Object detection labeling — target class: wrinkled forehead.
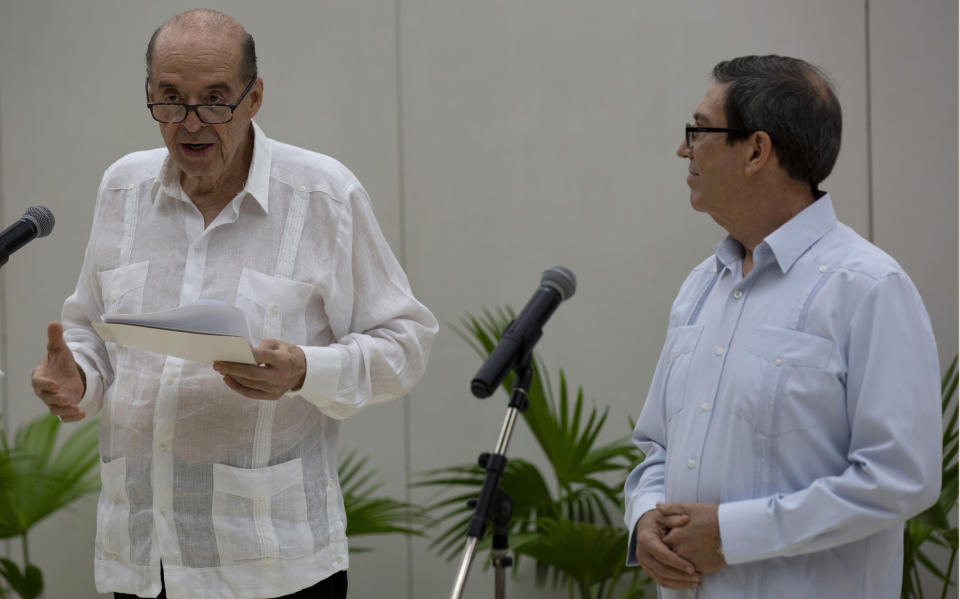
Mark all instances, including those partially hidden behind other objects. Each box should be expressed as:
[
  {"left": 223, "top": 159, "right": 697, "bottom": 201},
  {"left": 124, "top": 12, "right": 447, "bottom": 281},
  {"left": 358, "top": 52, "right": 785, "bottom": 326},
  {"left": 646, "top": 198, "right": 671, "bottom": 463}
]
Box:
[
  {"left": 150, "top": 28, "right": 244, "bottom": 83},
  {"left": 693, "top": 82, "right": 729, "bottom": 126}
]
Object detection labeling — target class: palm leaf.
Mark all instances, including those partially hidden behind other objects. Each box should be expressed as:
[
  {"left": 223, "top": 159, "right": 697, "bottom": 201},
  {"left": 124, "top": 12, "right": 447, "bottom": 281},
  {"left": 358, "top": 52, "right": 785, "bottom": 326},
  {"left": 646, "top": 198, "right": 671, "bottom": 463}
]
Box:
[
  {"left": 0, "top": 415, "right": 100, "bottom": 540},
  {"left": 422, "top": 308, "right": 649, "bottom": 595},
  {"left": 339, "top": 450, "right": 425, "bottom": 553},
  {"left": 902, "top": 355, "right": 959, "bottom": 598}
]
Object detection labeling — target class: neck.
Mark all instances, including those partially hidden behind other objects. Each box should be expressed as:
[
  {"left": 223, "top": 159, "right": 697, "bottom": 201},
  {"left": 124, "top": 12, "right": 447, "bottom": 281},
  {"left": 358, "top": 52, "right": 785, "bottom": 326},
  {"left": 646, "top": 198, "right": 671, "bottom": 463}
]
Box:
[
  {"left": 730, "top": 179, "right": 815, "bottom": 253},
  {"left": 181, "top": 132, "right": 253, "bottom": 227}
]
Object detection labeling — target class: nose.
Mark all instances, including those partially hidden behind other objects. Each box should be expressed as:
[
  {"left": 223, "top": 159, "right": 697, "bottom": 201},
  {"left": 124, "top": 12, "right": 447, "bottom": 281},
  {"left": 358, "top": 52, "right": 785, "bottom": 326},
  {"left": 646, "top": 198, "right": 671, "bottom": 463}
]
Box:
[
  {"left": 677, "top": 139, "right": 692, "bottom": 158},
  {"left": 181, "top": 107, "right": 206, "bottom": 133}
]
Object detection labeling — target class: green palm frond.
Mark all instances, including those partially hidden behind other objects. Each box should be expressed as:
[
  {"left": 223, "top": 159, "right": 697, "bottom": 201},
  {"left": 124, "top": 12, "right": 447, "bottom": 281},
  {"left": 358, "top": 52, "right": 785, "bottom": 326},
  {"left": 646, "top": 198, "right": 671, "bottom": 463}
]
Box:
[
  {"left": 512, "top": 518, "right": 645, "bottom": 599},
  {"left": 421, "top": 308, "right": 649, "bottom": 595},
  {"left": 0, "top": 415, "right": 100, "bottom": 540},
  {"left": 339, "top": 450, "right": 425, "bottom": 552},
  {"left": 902, "top": 355, "right": 958, "bottom": 599},
  {"left": 0, "top": 413, "right": 100, "bottom": 599}
]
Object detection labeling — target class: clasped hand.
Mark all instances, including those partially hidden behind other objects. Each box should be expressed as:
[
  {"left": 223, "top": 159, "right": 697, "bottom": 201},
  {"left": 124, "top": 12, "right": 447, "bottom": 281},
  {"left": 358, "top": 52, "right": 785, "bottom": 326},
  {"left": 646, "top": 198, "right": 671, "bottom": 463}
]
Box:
[
  {"left": 214, "top": 338, "right": 307, "bottom": 401},
  {"left": 633, "top": 501, "right": 726, "bottom": 590}
]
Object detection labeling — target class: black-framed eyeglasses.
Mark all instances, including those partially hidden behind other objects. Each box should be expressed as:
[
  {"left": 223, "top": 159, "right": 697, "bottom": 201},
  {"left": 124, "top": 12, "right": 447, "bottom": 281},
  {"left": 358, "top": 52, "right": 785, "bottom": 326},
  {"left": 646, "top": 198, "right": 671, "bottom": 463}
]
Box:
[
  {"left": 685, "top": 123, "right": 750, "bottom": 149},
  {"left": 146, "top": 76, "right": 257, "bottom": 124}
]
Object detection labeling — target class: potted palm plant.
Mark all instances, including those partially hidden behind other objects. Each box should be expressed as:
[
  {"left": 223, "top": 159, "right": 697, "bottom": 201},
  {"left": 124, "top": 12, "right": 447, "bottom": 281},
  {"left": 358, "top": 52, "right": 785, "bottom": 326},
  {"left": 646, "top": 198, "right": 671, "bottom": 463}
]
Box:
[
  {"left": 0, "top": 414, "right": 100, "bottom": 599},
  {"left": 416, "top": 307, "right": 650, "bottom": 598}
]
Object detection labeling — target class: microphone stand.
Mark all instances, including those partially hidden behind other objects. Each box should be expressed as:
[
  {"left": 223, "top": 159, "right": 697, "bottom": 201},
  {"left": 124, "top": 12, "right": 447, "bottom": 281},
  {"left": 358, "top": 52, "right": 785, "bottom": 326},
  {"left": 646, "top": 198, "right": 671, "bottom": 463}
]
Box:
[{"left": 449, "top": 359, "right": 533, "bottom": 599}]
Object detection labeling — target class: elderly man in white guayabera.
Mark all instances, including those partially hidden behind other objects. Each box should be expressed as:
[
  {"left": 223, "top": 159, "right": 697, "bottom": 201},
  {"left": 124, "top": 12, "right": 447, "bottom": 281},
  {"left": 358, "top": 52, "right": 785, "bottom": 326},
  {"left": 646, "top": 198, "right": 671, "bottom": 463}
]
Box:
[{"left": 31, "top": 9, "right": 436, "bottom": 599}]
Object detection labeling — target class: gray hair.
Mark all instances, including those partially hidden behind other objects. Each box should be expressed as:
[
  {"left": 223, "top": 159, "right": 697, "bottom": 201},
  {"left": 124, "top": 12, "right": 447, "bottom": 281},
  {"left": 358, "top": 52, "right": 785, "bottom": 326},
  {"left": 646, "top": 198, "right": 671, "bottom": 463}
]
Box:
[{"left": 145, "top": 9, "right": 257, "bottom": 83}]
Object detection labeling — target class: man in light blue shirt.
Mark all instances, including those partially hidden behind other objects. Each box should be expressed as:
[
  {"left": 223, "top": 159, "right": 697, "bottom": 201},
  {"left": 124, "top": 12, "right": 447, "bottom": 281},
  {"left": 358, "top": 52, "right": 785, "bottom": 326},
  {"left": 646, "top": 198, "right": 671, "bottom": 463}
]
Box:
[{"left": 623, "top": 55, "right": 941, "bottom": 598}]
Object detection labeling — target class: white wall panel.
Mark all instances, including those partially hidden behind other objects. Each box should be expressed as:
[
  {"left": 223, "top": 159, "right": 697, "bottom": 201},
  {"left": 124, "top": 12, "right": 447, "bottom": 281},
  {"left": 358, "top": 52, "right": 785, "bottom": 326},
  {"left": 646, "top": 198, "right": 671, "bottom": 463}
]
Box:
[
  {"left": 399, "top": 2, "right": 868, "bottom": 595},
  {"left": 0, "top": 1, "right": 954, "bottom": 598}
]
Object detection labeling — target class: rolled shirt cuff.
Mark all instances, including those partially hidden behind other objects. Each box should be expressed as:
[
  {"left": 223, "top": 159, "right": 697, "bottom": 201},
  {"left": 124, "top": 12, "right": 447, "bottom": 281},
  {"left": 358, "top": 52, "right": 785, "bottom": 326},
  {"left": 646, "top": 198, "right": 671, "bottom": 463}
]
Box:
[
  {"left": 292, "top": 345, "right": 346, "bottom": 418},
  {"left": 624, "top": 495, "right": 662, "bottom": 565},
  {"left": 71, "top": 350, "right": 103, "bottom": 418},
  {"left": 717, "top": 497, "right": 776, "bottom": 565}
]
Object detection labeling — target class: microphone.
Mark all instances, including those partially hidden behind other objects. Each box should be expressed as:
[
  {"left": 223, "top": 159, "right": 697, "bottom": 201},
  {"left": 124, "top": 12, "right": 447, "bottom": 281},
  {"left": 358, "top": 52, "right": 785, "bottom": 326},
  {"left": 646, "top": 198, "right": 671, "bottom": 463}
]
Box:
[
  {"left": 0, "top": 206, "right": 55, "bottom": 267},
  {"left": 471, "top": 266, "right": 577, "bottom": 398}
]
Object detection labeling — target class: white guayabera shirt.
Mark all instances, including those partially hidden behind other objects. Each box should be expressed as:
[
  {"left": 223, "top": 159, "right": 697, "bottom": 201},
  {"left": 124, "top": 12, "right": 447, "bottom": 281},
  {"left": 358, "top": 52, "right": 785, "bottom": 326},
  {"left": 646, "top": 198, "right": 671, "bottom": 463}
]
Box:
[
  {"left": 625, "top": 196, "right": 941, "bottom": 599},
  {"left": 63, "top": 122, "right": 438, "bottom": 599}
]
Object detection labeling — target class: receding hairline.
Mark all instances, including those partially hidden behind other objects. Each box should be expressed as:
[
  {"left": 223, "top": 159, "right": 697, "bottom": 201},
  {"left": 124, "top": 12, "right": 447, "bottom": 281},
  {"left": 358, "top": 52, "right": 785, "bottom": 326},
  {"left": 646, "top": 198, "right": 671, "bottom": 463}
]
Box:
[
  {"left": 146, "top": 9, "right": 257, "bottom": 82},
  {"left": 158, "top": 9, "right": 245, "bottom": 40}
]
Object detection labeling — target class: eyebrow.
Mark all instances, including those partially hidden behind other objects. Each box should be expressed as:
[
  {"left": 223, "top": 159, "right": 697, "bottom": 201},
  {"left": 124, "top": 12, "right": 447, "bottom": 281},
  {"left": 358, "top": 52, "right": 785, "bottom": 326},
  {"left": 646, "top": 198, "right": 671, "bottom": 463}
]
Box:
[
  {"left": 155, "top": 81, "right": 233, "bottom": 94},
  {"left": 692, "top": 111, "right": 711, "bottom": 125}
]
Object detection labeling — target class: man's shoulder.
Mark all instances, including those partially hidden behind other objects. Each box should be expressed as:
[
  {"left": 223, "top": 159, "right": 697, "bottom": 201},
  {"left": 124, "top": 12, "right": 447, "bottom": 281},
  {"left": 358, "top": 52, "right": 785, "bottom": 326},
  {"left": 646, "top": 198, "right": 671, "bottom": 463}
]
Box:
[
  {"left": 100, "top": 148, "right": 168, "bottom": 190},
  {"left": 818, "top": 222, "right": 907, "bottom": 282},
  {"left": 267, "top": 140, "right": 361, "bottom": 201}
]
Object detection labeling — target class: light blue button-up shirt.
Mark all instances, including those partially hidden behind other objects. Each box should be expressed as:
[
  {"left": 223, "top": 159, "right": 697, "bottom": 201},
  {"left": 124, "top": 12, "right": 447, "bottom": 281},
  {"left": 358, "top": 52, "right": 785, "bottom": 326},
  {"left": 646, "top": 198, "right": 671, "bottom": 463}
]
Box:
[{"left": 624, "top": 195, "right": 941, "bottom": 599}]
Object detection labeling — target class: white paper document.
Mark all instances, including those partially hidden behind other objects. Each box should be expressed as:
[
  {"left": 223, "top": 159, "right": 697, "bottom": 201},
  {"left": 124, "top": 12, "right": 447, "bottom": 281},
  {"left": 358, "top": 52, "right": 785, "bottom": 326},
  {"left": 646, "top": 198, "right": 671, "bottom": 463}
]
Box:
[{"left": 92, "top": 300, "right": 257, "bottom": 365}]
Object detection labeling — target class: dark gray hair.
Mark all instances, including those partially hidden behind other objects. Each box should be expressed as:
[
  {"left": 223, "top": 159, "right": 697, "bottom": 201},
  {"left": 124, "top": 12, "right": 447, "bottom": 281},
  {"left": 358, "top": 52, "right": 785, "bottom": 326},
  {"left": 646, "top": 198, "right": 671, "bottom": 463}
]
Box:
[
  {"left": 145, "top": 10, "right": 258, "bottom": 83},
  {"left": 712, "top": 55, "right": 841, "bottom": 193}
]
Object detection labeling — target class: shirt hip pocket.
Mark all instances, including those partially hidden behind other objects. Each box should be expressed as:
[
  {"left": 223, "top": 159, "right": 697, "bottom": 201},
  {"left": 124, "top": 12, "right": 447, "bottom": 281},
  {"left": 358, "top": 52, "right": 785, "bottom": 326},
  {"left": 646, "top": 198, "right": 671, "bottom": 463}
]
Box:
[
  {"left": 212, "top": 458, "right": 314, "bottom": 563},
  {"left": 95, "top": 457, "right": 131, "bottom": 561},
  {"left": 740, "top": 324, "right": 838, "bottom": 436}
]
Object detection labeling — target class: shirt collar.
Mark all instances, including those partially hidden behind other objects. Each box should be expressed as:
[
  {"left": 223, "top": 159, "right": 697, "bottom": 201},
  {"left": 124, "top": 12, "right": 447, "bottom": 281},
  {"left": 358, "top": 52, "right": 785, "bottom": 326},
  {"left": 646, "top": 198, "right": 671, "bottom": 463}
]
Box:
[
  {"left": 763, "top": 193, "right": 837, "bottom": 273},
  {"left": 713, "top": 193, "right": 838, "bottom": 275},
  {"left": 153, "top": 120, "right": 272, "bottom": 213}
]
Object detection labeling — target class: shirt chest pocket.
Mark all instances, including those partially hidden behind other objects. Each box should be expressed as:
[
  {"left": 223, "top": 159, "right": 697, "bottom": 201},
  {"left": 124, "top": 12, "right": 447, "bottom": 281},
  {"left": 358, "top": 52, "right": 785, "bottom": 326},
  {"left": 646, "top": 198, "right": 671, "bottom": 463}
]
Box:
[
  {"left": 97, "top": 261, "right": 149, "bottom": 315},
  {"left": 739, "top": 324, "right": 839, "bottom": 436},
  {"left": 663, "top": 325, "right": 704, "bottom": 421},
  {"left": 236, "top": 268, "right": 317, "bottom": 344}
]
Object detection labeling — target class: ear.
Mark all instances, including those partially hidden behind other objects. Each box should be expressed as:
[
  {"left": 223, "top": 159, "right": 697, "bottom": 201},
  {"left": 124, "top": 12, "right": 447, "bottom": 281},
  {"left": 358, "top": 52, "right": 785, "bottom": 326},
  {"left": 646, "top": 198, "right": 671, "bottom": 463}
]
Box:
[
  {"left": 742, "top": 131, "right": 774, "bottom": 177},
  {"left": 246, "top": 78, "right": 264, "bottom": 119}
]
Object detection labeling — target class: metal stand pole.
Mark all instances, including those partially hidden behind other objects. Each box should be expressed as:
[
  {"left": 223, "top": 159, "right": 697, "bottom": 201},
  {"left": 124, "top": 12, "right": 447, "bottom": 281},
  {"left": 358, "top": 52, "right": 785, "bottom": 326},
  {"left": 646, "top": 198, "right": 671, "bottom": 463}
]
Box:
[{"left": 448, "top": 363, "right": 532, "bottom": 599}]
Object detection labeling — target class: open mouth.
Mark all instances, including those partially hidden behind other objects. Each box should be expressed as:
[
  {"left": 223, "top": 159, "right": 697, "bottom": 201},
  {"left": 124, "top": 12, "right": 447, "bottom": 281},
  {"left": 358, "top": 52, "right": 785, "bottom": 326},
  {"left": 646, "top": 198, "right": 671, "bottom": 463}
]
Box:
[{"left": 180, "top": 142, "right": 214, "bottom": 156}]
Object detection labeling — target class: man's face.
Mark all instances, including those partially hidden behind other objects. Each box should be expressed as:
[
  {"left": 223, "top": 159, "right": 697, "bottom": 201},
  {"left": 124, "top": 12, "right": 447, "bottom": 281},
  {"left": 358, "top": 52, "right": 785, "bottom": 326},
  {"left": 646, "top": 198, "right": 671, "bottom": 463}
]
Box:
[
  {"left": 676, "top": 82, "right": 746, "bottom": 229},
  {"left": 148, "top": 31, "right": 262, "bottom": 185}
]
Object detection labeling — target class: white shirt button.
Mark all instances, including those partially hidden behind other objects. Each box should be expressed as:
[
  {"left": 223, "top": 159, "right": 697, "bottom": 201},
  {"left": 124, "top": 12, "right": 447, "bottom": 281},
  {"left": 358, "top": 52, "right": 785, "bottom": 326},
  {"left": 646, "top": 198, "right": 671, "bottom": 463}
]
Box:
[
  {"left": 127, "top": 184, "right": 135, "bottom": 190},
  {"left": 160, "top": 507, "right": 168, "bottom": 516},
  {"left": 775, "top": 358, "right": 783, "bottom": 366},
  {"left": 700, "top": 402, "right": 711, "bottom": 412},
  {"left": 715, "top": 347, "right": 724, "bottom": 356},
  {"left": 733, "top": 290, "right": 743, "bottom": 299},
  {"left": 194, "top": 246, "right": 202, "bottom": 252},
  {"left": 300, "top": 185, "right": 306, "bottom": 192},
  {"left": 819, "top": 265, "right": 828, "bottom": 273},
  {"left": 271, "top": 305, "right": 280, "bottom": 314},
  {"left": 687, "top": 459, "right": 696, "bottom": 468},
  {"left": 328, "top": 480, "right": 336, "bottom": 489},
  {"left": 158, "top": 442, "right": 167, "bottom": 451}
]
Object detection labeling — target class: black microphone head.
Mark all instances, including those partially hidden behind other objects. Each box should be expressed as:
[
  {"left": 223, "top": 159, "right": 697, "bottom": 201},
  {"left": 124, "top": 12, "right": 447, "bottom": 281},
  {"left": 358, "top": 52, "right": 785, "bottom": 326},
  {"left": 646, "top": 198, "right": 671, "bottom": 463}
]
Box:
[
  {"left": 541, "top": 266, "right": 576, "bottom": 301},
  {"left": 23, "top": 206, "right": 55, "bottom": 237}
]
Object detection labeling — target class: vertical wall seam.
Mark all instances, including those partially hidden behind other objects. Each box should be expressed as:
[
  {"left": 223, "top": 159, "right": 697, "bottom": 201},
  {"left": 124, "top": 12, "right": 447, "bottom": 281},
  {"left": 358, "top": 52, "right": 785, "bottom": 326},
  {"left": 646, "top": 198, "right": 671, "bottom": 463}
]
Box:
[
  {"left": 0, "top": 59, "right": 7, "bottom": 441},
  {"left": 864, "top": 0, "right": 875, "bottom": 242},
  {"left": 0, "top": 53, "right": 9, "bottom": 566},
  {"left": 393, "top": 1, "right": 414, "bottom": 598}
]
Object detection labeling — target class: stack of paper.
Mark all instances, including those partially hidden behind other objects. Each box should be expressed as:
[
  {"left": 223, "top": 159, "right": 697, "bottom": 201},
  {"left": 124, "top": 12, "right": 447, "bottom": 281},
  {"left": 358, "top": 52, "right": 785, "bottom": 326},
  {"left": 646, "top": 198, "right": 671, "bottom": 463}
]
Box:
[{"left": 92, "top": 300, "right": 257, "bottom": 365}]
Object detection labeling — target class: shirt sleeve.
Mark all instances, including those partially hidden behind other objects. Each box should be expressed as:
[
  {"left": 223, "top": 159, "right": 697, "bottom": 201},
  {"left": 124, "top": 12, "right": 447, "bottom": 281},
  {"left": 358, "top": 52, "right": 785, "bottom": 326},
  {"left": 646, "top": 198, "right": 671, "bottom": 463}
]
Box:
[
  {"left": 62, "top": 179, "right": 114, "bottom": 418},
  {"left": 717, "top": 272, "right": 942, "bottom": 564},
  {"left": 293, "top": 183, "right": 438, "bottom": 420},
  {"left": 623, "top": 333, "right": 673, "bottom": 564}
]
